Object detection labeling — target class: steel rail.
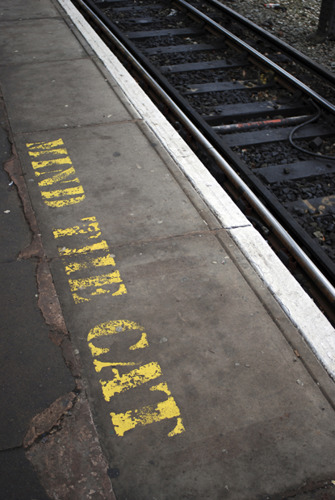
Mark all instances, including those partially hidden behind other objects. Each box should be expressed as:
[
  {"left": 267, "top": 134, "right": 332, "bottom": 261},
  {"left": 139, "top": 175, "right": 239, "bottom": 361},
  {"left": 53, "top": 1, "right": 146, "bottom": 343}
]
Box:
[
  {"left": 176, "top": 0, "right": 335, "bottom": 114},
  {"left": 73, "top": 0, "right": 335, "bottom": 303},
  {"left": 202, "top": 0, "right": 335, "bottom": 86}
]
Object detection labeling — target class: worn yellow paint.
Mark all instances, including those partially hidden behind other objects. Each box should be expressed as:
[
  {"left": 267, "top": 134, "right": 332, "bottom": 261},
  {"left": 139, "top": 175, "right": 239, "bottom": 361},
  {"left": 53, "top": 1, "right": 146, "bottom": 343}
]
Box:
[
  {"left": 27, "top": 138, "right": 185, "bottom": 437},
  {"left": 110, "top": 283, "right": 127, "bottom": 296},
  {"left": 64, "top": 254, "right": 116, "bottom": 275},
  {"left": 28, "top": 147, "right": 68, "bottom": 158},
  {"left": 69, "top": 271, "right": 127, "bottom": 303},
  {"left": 37, "top": 166, "right": 77, "bottom": 187},
  {"left": 71, "top": 293, "right": 90, "bottom": 304},
  {"left": 26, "top": 138, "right": 65, "bottom": 151},
  {"left": 100, "top": 362, "right": 162, "bottom": 401},
  {"left": 31, "top": 157, "right": 72, "bottom": 171},
  {"left": 53, "top": 217, "right": 101, "bottom": 239},
  {"left": 41, "top": 186, "right": 84, "bottom": 199},
  {"left": 72, "top": 284, "right": 126, "bottom": 303},
  {"left": 168, "top": 417, "right": 185, "bottom": 437},
  {"left": 44, "top": 195, "right": 86, "bottom": 208},
  {"left": 69, "top": 270, "right": 123, "bottom": 291},
  {"left": 110, "top": 382, "right": 185, "bottom": 437},
  {"left": 88, "top": 319, "right": 146, "bottom": 343},
  {"left": 88, "top": 320, "right": 148, "bottom": 358},
  {"left": 87, "top": 319, "right": 185, "bottom": 436},
  {"left": 129, "top": 332, "right": 149, "bottom": 350},
  {"left": 88, "top": 343, "right": 109, "bottom": 357},
  {"left": 58, "top": 240, "right": 109, "bottom": 257},
  {"left": 54, "top": 226, "right": 82, "bottom": 238},
  {"left": 41, "top": 185, "right": 85, "bottom": 207},
  {"left": 26, "top": 139, "right": 86, "bottom": 208},
  {"left": 93, "top": 360, "right": 137, "bottom": 373},
  {"left": 53, "top": 217, "right": 126, "bottom": 303}
]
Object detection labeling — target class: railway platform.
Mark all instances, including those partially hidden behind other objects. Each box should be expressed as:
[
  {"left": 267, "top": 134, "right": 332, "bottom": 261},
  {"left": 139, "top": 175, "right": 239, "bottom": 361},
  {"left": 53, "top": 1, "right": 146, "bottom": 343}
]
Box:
[{"left": 1, "top": 0, "right": 335, "bottom": 498}]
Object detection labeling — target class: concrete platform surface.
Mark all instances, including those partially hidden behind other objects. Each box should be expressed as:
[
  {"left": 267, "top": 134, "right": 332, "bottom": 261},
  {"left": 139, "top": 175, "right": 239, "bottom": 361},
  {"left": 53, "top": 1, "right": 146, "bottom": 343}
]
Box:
[{"left": 1, "top": 0, "right": 335, "bottom": 498}]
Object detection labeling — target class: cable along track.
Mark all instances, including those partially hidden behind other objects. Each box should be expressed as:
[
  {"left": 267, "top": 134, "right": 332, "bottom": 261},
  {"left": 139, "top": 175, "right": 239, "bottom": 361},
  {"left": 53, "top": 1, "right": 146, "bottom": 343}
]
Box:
[{"left": 73, "top": 0, "right": 335, "bottom": 310}]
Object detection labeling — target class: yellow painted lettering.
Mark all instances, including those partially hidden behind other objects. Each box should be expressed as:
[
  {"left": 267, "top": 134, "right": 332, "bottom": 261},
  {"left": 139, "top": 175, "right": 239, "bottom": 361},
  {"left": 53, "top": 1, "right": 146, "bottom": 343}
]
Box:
[
  {"left": 28, "top": 147, "right": 68, "bottom": 158},
  {"left": 26, "top": 139, "right": 85, "bottom": 208},
  {"left": 58, "top": 240, "right": 108, "bottom": 257},
  {"left": 93, "top": 360, "right": 137, "bottom": 373},
  {"left": 44, "top": 197, "right": 85, "bottom": 207},
  {"left": 87, "top": 320, "right": 148, "bottom": 357},
  {"left": 26, "top": 138, "right": 65, "bottom": 152},
  {"left": 38, "top": 167, "right": 78, "bottom": 187},
  {"left": 129, "top": 332, "right": 149, "bottom": 350},
  {"left": 100, "top": 362, "right": 162, "bottom": 401},
  {"left": 64, "top": 254, "right": 116, "bottom": 275},
  {"left": 53, "top": 216, "right": 101, "bottom": 240},
  {"left": 111, "top": 382, "right": 185, "bottom": 437},
  {"left": 69, "top": 271, "right": 127, "bottom": 303},
  {"left": 112, "top": 283, "right": 127, "bottom": 297},
  {"left": 41, "top": 186, "right": 84, "bottom": 199},
  {"left": 41, "top": 186, "right": 85, "bottom": 207},
  {"left": 31, "top": 157, "right": 72, "bottom": 171},
  {"left": 89, "top": 344, "right": 109, "bottom": 357}
]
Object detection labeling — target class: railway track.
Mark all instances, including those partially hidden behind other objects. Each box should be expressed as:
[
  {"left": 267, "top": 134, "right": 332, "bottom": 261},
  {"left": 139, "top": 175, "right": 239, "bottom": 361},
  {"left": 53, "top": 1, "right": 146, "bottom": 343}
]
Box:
[{"left": 71, "top": 0, "right": 335, "bottom": 319}]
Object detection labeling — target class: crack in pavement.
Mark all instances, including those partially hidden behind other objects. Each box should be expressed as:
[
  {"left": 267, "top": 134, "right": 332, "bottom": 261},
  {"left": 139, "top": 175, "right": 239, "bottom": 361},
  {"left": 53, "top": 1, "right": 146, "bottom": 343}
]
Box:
[{"left": 3, "top": 136, "right": 116, "bottom": 499}]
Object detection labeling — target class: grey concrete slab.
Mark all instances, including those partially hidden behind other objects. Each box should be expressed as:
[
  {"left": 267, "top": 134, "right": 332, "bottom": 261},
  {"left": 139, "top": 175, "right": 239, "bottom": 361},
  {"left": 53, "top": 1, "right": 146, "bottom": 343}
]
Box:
[
  {"left": 15, "top": 123, "right": 209, "bottom": 255},
  {"left": 0, "top": 18, "right": 87, "bottom": 65},
  {"left": 46, "top": 231, "right": 335, "bottom": 499},
  {"left": 0, "top": 59, "right": 132, "bottom": 133},
  {"left": 0, "top": 0, "right": 59, "bottom": 21}
]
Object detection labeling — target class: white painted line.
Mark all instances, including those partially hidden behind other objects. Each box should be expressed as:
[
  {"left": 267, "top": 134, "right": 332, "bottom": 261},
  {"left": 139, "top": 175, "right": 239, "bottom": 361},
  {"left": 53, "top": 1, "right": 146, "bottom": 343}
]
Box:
[
  {"left": 57, "top": 0, "right": 335, "bottom": 378},
  {"left": 230, "top": 226, "right": 335, "bottom": 374}
]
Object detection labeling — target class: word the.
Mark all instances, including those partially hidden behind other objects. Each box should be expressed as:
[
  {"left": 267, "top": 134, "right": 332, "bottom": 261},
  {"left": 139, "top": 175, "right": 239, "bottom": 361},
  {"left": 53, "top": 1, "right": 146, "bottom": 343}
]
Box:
[{"left": 53, "top": 216, "right": 127, "bottom": 303}]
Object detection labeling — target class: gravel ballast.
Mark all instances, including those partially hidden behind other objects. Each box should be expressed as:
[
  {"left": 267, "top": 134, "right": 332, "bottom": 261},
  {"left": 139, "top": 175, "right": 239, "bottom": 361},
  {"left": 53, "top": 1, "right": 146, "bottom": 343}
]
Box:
[{"left": 222, "top": 0, "right": 335, "bottom": 71}]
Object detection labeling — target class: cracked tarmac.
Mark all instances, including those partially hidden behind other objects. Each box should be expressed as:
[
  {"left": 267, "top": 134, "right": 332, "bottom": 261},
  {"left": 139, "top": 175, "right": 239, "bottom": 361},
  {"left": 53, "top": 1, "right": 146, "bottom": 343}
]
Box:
[{"left": 0, "top": 97, "right": 114, "bottom": 500}]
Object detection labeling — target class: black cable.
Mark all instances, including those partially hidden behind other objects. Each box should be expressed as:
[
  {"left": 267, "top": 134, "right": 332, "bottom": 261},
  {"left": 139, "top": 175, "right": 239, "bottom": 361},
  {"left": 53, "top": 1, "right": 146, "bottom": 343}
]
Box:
[{"left": 289, "top": 99, "right": 335, "bottom": 161}]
